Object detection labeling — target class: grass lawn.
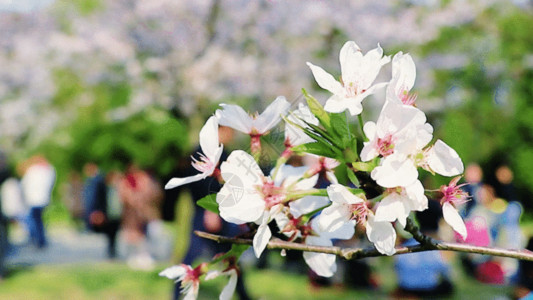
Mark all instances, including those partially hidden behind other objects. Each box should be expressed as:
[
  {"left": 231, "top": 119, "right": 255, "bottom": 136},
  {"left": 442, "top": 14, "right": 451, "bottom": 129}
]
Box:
[{"left": 0, "top": 255, "right": 513, "bottom": 300}]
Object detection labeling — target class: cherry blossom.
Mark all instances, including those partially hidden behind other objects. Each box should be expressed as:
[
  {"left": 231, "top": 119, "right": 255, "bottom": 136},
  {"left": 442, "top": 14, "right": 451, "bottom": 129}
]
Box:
[
  {"left": 159, "top": 263, "right": 206, "bottom": 300},
  {"left": 387, "top": 52, "right": 417, "bottom": 106},
  {"left": 307, "top": 41, "right": 390, "bottom": 115},
  {"left": 439, "top": 176, "right": 469, "bottom": 239},
  {"left": 205, "top": 269, "right": 238, "bottom": 300},
  {"left": 216, "top": 150, "right": 317, "bottom": 257},
  {"left": 284, "top": 103, "right": 318, "bottom": 147},
  {"left": 165, "top": 116, "right": 223, "bottom": 189},
  {"left": 374, "top": 180, "right": 428, "bottom": 228},
  {"left": 275, "top": 196, "right": 354, "bottom": 277},
  {"left": 318, "top": 184, "right": 397, "bottom": 255},
  {"left": 216, "top": 96, "right": 290, "bottom": 136}
]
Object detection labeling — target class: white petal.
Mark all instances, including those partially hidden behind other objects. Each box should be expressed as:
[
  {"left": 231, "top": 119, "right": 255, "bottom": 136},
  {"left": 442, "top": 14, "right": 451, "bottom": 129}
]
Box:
[
  {"left": 339, "top": 41, "right": 363, "bottom": 84},
  {"left": 327, "top": 184, "right": 364, "bottom": 205},
  {"left": 217, "top": 184, "right": 264, "bottom": 224},
  {"left": 306, "top": 62, "right": 344, "bottom": 95},
  {"left": 219, "top": 270, "right": 238, "bottom": 300},
  {"left": 220, "top": 150, "right": 263, "bottom": 186},
  {"left": 253, "top": 214, "right": 272, "bottom": 258},
  {"left": 183, "top": 284, "right": 199, "bottom": 300},
  {"left": 216, "top": 104, "right": 253, "bottom": 134},
  {"left": 159, "top": 265, "right": 187, "bottom": 280},
  {"left": 345, "top": 96, "right": 364, "bottom": 116},
  {"left": 366, "top": 215, "right": 397, "bottom": 256},
  {"left": 371, "top": 155, "right": 418, "bottom": 188},
  {"left": 254, "top": 96, "right": 291, "bottom": 134},
  {"left": 289, "top": 196, "right": 330, "bottom": 218},
  {"left": 404, "top": 180, "right": 428, "bottom": 212},
  {"left": 323, "top": 95, "right": 353, "bottom": 114},
  {"left": 442, "top": 202, "right": 467, "bottom": 240},
  {"left": 316, "top": 204, "right": 351, "bottom": 233},
  {"left": 199, "top": 116, "right": 221, "bottom": 160},
  {"left": 319, "top": 219, "right": 355, "bottom": 240},
  {"left": 388, "top": 52, "right": 416, "bottom": 98},
  {"left": 374, "top": 193, "right": 409, "bottom": 227},
  {"left": 303, "top": 236, "right": 336, "bottom": 277},
  {"left": 427, "top": 140, "right": 464, "bottom": 176},
  {"left": 165, "top": 173, "right": 206, "bottom": 189}
]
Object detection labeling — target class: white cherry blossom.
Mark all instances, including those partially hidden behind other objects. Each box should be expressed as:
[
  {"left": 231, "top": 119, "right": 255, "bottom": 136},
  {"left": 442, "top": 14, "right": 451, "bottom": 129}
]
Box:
[
  {"left": 205, "top": 269, "right": 238, "bottom": 300},
  {"left": 216, "top": 96, "right": 290, "bottom": 136},
  {"left": 285, "top": 103, "right": 318, "bottom": 147},
  {"left": 374, "top": 180, "right": 428, "bottom": 228},
  {"left": 216, "top": 150, "right": 317, "bottom": 258},
  {"left": 439, "top": 176, "right": 469, "bottom": 240},
  {"left": 317, "top": 184, "right": 397, "bottom": 255},
  {"left": 159, "top": 263, "right": 205, "bottom": 300},
  {"left": 307, "top": 41, "right": 390, "bottom": 116},
  {"left": 165, "top": 116, "right": 223, "bottom": 189},
  {"left": 387, "top": 51, "right": 417, "bottom": 106}
]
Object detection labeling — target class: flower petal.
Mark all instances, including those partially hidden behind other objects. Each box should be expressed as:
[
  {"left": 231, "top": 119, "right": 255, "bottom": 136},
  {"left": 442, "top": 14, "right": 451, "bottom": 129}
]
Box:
[
  {"left": 366, "top": 215, "right": 397, "bottom": 256},
  {"left": 306, "top": 62, "right": 344, "bottom": 95},
  {"left": 374, "top": 193, "right": 409, "bottom": 227},
  {"left": 219, "top": 270, "right": 238, "bottom": 300},
  {"left": 165, "top": 173, "right": 206, "bottom": 189},
  {"left": 159, "top": 265, "right": 187, "bottom": 280},
  {"left": 289, "top": 196, "right": 330, "bottom": 218},
  {"left": 254, "top": 96, "right": 291, "bottom": 134},
  {"left": 371, "top": 155, "right": 418, "bottom": 188},
  {"left": 253, "top": 214, "right": 272, "bottom": 258},
  {"left": 323, "top": 94, "right": 355, "bottom": 114},
  {"left": 199, "top": 116, "right": 222, "bottom": 160},
  {"left": 427, "top": 140, "right": 464, "bottom": 176},
  {"left": 216, "top": 104, "right": 253, "bottom": 134},
  {"left": 316, "top": 203, "right": 351, "bottom": 233},
  {"left": 327, "top": 184, "right": 365, "bottom": 205},
  {"left": 303, "top": 236, "right": 336, "bottom": 277},
  {"left": 442, "top": 202, "right": 467, "bottom": 240}
]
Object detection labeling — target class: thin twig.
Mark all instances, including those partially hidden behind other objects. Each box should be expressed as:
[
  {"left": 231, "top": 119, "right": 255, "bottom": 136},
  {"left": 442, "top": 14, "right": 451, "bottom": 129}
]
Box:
[{"left": 195, "top": 230, "right": 533, "bottom": 261}]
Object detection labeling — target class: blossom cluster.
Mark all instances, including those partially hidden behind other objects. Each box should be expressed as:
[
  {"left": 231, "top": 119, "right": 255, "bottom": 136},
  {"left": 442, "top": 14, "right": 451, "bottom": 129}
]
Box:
[{"left": 161, "top": 41, "right": 468, "bottom": 300}]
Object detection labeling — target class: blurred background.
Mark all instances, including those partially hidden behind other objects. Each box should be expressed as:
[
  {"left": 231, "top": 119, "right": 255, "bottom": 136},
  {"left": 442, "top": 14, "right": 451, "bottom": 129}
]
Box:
[{"left": 0, "top": 0, "right": 532, "bottom": 299}]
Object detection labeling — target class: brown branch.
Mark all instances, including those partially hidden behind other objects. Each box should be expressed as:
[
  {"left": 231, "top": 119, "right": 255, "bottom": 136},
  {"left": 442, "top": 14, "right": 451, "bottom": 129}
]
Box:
[{"left": 195, "top": 230, "right": 533, "bottom": 261}]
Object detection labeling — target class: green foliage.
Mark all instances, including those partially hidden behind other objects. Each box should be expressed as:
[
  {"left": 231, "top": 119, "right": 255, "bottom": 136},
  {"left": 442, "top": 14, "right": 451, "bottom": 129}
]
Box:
[
  {"left": 197, "top": 194, "right": 219, "bottom": 214},
  {"left": 419, "top": 5, "right": 533, "bottom": 205}
]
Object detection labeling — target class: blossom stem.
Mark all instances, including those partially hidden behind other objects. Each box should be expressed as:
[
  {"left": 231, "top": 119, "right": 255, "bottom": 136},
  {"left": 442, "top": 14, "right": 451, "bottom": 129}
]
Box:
[
  {"left": 195, "top": 231, "right": 533, "bottom": 262},
  {"left": 285, "top": 188, "right": 328, "bottom": 201}
]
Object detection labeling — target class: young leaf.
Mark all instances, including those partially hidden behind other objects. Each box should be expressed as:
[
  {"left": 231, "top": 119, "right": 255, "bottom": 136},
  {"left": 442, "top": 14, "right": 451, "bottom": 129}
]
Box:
[
  {"left": 292, "top": 142, "right": 341, "bottom": 158},
  {"left": 302, "top": 88, "right": 330, "bottom": 127},
  {"left": 197, "top": 194, "right": 219, "bottom": 214}
]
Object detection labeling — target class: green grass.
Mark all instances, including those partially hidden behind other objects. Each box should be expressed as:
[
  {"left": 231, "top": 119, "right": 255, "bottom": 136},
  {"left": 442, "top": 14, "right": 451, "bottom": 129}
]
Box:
[{"left": 0, "top": 255, "right": 514, "bottom": 300}]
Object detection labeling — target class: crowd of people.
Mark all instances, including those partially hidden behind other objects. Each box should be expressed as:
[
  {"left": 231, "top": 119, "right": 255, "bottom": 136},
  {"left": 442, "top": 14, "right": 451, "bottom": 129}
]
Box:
[{"left": 0, "top": 141, "right": 531, "bottom": 300}]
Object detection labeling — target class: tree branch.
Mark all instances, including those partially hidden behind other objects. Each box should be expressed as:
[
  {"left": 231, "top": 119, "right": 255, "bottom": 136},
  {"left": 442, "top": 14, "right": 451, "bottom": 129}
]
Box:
[{"left": 195, "top": 230, "right": 533, "bottom": 261}]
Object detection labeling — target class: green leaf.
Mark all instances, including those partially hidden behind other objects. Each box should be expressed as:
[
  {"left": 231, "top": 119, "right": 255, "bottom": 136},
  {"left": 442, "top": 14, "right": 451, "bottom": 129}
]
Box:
[
  {"left": 346, "top": 167, "right": 360, "bottom": 187},
  {"left": 197, "top": 194, "right": 219, "bottom": 214},
  {"left": 351, "top": 161, "right": 376, "bottom": 172},
  {"left": 329, "top": 112, "right": 352, "bottom": 147},
  {"left": 292, "top": 142, "right": 340, "bottom": 158},
  {"left": 302, "top": 88, "right": 330, "bottom": 127}
]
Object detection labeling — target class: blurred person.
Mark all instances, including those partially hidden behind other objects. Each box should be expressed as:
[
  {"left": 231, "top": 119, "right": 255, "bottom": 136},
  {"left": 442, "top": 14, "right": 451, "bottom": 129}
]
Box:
[
  {"left": 119, "top": 164, "right": 163, "bottom": 270},
  {"left": 393, "top": 198, "right": 454, "bottom": 298},
  {"left": 82, "top": 163, "right": 121, "bottom": 259},
  {"left": 62, "top": 171, "right": 85, "bottom": 230},
  {"left": 495, "top": 201, "right": 524, "bottom": 282},
  {"left": 20, "top": 155, "right": 56, "bottom": 249},
  {"left": 169, "top": 124, "right": 251, "bottom": 300},
  {"left": 461, "top": 162, "right": 484, "bottom": 218},
  {"left": 1, "top": 176, "right": 27, "bottom": 225},
  {"left": 495, "top": 164, "right": 519, "bottom": 203}
]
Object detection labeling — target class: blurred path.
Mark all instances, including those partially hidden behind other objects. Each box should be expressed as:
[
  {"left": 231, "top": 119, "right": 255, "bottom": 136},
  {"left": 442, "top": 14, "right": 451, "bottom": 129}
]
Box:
[{"left": 5, "top": 226, "right": 110, "bottom": 266}]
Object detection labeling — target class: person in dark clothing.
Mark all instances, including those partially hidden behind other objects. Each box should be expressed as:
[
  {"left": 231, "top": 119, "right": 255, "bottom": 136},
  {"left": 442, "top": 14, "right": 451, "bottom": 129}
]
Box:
[
  {"left": 169, "top": 125, "right": 251, "bottom": 300},
  {"left": 0, "top": 153, "right": 11, "bottom": 278},
  {"left": 83, "top": 163, "right": 120, "bottom": 259}
]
